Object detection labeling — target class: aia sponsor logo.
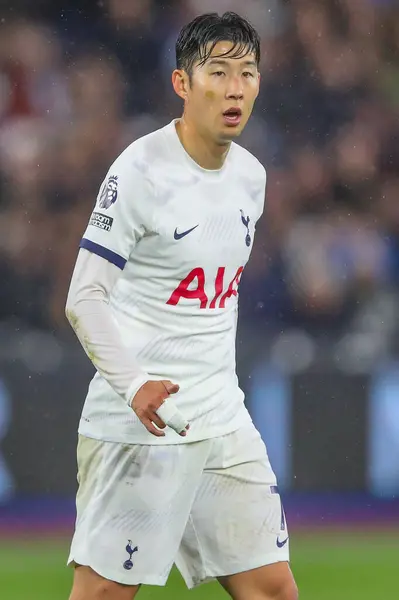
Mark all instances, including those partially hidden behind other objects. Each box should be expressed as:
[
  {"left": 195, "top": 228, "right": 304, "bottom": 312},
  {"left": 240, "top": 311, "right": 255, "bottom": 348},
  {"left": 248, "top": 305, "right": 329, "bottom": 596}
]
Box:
[{"left": 167, "top": 267, "right": 243, "bottom": 309}]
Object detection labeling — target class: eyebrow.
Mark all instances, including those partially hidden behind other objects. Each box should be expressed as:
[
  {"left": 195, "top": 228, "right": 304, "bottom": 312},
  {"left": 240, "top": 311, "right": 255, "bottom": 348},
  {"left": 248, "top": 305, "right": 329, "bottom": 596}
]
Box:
[{"left": 207, "top": 59, "right": 257, "bottom": 68}]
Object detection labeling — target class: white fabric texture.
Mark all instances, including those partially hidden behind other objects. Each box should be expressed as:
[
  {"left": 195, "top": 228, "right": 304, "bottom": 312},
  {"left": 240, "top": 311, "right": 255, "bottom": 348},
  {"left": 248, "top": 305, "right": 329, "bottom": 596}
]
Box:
[
  {"left": 67, "top": 425, "right": 289, "bottom": 587},
  {"left": 67, "top": 119, "right": 267, "bottom": 444},
  {"left": 66, "top": 250, "right": 150, "bottom": 405}
]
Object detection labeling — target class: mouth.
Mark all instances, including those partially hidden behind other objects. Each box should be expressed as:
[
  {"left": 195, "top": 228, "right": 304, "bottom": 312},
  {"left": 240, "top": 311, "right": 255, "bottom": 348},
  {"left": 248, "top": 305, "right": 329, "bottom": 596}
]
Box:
[{"left": 222, "top": 107, "right": 242, "bottom": 127}]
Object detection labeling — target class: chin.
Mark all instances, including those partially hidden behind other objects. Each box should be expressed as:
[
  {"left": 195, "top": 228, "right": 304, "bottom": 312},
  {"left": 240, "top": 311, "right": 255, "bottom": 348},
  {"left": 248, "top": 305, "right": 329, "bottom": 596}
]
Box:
[{"left": 218, "top": 127, "right": 243, "bottom": 143}]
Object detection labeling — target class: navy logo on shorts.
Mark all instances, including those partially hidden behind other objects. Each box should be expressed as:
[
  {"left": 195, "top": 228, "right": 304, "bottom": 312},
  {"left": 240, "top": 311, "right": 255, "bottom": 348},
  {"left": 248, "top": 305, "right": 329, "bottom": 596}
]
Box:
[
  {"left": 275, "top": 491, "right": 289, "bottom": 548},
  {"left": 123, "top": 540, "right": 138, "bottom": 570}
]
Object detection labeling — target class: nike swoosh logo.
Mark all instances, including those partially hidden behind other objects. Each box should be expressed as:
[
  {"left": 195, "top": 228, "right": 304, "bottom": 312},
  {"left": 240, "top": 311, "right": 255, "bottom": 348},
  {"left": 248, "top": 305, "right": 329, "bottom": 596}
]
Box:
[
  {"left": 174, "top": 225, "right": 199, "bottom": 240},
  {"left": 276, "top": 536, "right": 289, "bottom": 548}
]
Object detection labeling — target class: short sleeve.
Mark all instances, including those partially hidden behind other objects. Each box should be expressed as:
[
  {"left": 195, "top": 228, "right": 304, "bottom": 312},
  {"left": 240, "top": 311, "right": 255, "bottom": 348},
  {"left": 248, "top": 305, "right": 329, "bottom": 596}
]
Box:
[
  {"left": 254, "top": 165, "right": 267, "bottom": 222},
  {"left": 80, "top": 153, "right": 151, "bottom": 269}
]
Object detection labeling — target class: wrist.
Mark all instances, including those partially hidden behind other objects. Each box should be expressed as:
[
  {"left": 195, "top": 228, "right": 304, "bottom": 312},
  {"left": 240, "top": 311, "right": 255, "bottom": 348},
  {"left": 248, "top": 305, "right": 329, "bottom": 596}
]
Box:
[{"left": 125, "top": 373, "right": 150, "bottom": 407}]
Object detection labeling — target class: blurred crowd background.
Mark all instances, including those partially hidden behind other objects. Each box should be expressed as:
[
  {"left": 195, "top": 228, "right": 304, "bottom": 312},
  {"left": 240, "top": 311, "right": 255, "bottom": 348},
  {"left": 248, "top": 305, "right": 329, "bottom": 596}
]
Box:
[
  {"left": 0, "top": 4, "right": 398, "bottom": 598},
  {"left": 0, "top": 0, "right": 398, "bottom": 357},
  {"left": 1, "top": 0, "right": 399, "bottom": 496}
]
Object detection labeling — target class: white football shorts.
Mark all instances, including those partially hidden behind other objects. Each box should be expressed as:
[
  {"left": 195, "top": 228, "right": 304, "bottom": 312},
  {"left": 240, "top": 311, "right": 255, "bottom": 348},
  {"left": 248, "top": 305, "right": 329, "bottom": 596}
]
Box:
[{"left": 67, "top": 424, "right": 289, "bottom": 588}]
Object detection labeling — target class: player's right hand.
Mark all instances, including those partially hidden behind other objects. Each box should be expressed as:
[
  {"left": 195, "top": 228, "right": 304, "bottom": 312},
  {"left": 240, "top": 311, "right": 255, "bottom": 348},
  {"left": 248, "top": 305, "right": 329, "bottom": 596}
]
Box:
[{"left": 131, "top": 380, "right": 189, "bottom": 437}]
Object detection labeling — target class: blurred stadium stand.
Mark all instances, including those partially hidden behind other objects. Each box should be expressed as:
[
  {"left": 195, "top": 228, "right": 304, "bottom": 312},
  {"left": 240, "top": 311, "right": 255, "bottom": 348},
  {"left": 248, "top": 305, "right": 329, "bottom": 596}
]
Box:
[{"left": 1, "top": 0, "right": 399, "bottom": 518}]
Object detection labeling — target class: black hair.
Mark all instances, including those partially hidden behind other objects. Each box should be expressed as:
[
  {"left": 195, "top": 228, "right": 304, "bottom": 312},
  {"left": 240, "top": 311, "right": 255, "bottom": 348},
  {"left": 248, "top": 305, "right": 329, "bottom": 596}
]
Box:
[{"left": 176, "top": 12, "right": 261, "bottom": 75}]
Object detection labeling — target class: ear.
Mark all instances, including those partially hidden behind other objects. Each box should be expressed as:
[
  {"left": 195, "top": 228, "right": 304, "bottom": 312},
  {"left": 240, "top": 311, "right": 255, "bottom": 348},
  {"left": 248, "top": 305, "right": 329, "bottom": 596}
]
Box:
[{"left": 172, "top": 69, "right": 190, "bottom": 100}]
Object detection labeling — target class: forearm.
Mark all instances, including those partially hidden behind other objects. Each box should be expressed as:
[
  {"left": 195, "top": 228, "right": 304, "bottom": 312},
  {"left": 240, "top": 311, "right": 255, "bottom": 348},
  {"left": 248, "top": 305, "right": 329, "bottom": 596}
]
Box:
[{"left": 66, "top": 250, "right": 149, "bottom": 404}]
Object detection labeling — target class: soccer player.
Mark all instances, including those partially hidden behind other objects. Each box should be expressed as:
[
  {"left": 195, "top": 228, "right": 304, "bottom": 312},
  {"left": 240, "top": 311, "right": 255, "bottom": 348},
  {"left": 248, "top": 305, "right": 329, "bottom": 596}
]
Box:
[{"left": 65, "top": 11, "right": 298, "bottom": 600}]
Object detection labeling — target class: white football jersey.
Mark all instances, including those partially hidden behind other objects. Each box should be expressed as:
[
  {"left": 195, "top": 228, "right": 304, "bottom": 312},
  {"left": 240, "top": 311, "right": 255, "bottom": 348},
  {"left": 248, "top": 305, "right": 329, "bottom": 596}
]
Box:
[{"left": 78, "top": 120, "right": 266, "bottom": 444}]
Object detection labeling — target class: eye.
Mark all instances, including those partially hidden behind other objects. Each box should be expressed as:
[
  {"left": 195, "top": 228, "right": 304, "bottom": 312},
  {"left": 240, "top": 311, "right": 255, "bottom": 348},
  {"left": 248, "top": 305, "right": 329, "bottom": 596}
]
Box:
[
  {"left": 212, "top": 71, "right": 225, "bottom": 77},
  {"left": 243, "top": 71, "right": 254, "bottom": 78}
]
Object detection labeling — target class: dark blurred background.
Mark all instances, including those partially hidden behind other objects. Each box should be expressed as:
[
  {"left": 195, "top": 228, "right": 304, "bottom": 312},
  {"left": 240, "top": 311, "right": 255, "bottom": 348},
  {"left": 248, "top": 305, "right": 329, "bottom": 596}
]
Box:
[{"left": 0, "top": 1, "right": 398, "bottom": 598}]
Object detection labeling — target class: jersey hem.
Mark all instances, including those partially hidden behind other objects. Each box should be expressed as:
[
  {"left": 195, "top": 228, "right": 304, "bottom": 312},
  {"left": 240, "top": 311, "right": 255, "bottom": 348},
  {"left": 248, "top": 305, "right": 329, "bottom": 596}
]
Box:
[{"left": 77, "top": 417, "right": 247, "bottom": 445}]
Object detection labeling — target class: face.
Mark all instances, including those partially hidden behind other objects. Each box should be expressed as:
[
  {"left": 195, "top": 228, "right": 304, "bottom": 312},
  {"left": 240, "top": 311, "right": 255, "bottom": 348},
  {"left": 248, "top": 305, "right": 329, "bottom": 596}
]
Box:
[{"left": 173, "top": 41, "right": 260, "bottom": 144}]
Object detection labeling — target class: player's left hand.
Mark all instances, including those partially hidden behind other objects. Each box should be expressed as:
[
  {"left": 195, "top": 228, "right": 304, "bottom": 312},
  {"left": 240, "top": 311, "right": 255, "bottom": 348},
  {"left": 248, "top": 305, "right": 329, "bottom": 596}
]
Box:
[
  {"left": 131, "top": 379, "right": 189, "bottom": 437},
  {"left": 156, "top": 397, "right": 190, "bottom": 436}
]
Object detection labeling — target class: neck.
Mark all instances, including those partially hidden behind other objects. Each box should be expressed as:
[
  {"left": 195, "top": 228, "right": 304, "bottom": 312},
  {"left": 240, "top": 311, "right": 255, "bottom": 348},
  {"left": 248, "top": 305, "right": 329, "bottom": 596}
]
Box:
[{"left": 175, "top": 115, "right": 230, "bottom": 170}]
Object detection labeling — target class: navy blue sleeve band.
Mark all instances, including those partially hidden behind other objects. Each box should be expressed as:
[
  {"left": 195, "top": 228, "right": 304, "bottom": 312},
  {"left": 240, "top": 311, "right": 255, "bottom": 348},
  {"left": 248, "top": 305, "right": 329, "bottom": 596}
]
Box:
[{"left": 79, "top": 238, "right": 127, "bottom": 270}]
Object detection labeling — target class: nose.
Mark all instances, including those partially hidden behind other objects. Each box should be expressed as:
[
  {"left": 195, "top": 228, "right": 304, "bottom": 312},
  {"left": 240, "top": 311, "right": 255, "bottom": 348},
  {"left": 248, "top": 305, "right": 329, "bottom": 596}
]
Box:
[{"left": 226, "top": 76, "right": 243, "bottom": 101}]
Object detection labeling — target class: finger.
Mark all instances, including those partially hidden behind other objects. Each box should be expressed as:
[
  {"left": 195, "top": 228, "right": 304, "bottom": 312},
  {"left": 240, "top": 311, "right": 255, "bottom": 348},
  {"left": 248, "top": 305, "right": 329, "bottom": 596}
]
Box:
[
  {"left": 156, "top": 399, "right": 189, "bottom": 435},
  {"left": 162, "top": 380, "right": 180, "bottom": 395},
  {"left": 179, "top": 423, "right": 191, "bottom": 438},
  {"left": 141, "top": 417, "right": 165, "bottom": 437},
  {"left": 148, "top": 411, "right": 166, "bottom": 430}
]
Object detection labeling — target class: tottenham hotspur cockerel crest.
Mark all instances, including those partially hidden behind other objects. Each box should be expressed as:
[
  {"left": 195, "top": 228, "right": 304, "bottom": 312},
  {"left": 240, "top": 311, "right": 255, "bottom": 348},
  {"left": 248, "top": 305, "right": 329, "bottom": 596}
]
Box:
[{"left": 99, "top": 175, "right": 118, "bottom": 209}]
